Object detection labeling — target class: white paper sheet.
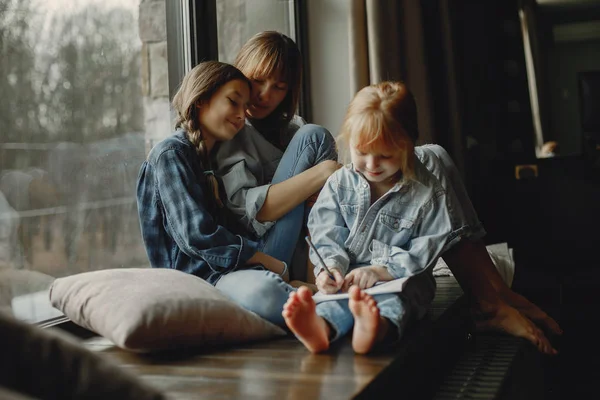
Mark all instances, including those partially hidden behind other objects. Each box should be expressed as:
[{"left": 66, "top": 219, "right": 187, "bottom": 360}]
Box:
[
  {"left": 313, "top": 276, "right": 410, "bottom": 304},
  {"left": 432, "top": 242, "right": 515, "bottom": 287}
]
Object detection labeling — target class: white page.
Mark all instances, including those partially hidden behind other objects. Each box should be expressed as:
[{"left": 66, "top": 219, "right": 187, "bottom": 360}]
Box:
[{"left": 312, "top": 277, "right": 410, "bottom": 304}]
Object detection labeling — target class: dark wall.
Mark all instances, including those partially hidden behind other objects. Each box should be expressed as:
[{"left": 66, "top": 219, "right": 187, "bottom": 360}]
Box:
[{"left": 423, "top": 0, "right": 600, "bottom": 289}]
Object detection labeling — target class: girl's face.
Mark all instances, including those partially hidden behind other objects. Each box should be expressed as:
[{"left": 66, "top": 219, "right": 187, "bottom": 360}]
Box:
[
  {"left": 198, "top": 79, "right": 250, "bottom": 149},
  {"left": 246, "top": 71, "right": 288, "bottom": 120},
  {"left": 349, "top": 137, "right": 403, "bottom": 185}
]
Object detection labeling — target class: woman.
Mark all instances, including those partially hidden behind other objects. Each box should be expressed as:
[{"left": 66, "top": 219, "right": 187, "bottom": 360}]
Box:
[{"left": 213, "top": 32, "right": 341, "bottom": 324}]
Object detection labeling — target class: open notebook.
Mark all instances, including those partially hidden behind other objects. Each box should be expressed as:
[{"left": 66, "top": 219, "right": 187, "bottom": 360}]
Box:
[
  {"left": 312, "top": 277, "right": 410, "bottom": 304},
  {"left": 312, "top": 242, "right": 515, "bottom": 304}
]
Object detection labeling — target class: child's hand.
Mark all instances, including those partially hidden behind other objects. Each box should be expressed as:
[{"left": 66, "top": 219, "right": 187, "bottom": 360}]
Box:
[
  {"left": 316, "top": 268, "right": 344, "bottom": 294},
  {"left": 343, "top": 266, "right": 384, "bottom": 290}
]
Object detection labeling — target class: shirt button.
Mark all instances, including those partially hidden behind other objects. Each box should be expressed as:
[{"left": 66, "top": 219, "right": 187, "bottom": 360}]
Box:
[
  {"left": 393, "top": 222, "right": 399, "bottom": 229},
  {"left": 363, "top": 183, "right": 368, "bottom": 188}
]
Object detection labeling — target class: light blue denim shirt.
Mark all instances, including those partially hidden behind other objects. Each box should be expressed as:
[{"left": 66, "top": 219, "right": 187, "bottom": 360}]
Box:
[
  {"left": 307, "top": 156, "right": 463, "bottom": 280},
  {"left": 214, "top": 116, "right": 305, "bottom": 237},
  {"left": 415, "top": 144, "right": 485, "bottom": 241}
]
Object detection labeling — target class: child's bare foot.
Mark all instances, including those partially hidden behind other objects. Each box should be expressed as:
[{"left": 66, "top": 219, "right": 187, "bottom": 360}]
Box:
[
  {"left": 282, "top": 286, "right": 330, "bottom": 353},
  {"left": 475, "top": 303, "right": 558, "bottom": 355},
  {"left": 348, "top": 286, "right": 382, "bottom": 354}
]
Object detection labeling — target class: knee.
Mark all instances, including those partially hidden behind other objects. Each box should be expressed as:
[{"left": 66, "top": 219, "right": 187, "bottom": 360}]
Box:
[
  {"left": 295, "top": 124, "right": 335, "bottom": 147},
  {"left": 252, "top": 273, "right": 293, "bottom": 307},
  {"left": 232, "top": 272, "right": 293, "bottom": 323}
]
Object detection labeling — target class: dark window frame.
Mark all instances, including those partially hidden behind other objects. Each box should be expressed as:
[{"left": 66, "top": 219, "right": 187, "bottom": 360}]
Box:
[{"left": 183, "top": 0, "right": 311, "bottom": 120}]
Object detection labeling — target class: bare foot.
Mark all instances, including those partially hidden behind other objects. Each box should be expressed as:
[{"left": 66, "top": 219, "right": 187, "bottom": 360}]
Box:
[
  {"left": 502, "top": 291, "right": 563, "bottom": 336},
  {"left": 282, "top": 286, "right": 330, "bottom": 353},
  {"left": 475, "top": 303, "right": 558, "bottom": 355},
  {"left": 348, "top": 286, "right": 382, "bottom": 354}
]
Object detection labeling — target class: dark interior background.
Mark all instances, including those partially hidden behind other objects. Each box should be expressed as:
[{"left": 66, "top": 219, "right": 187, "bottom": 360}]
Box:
[{"left": 422, "top": 0, "right": 600, "bottom": 395}]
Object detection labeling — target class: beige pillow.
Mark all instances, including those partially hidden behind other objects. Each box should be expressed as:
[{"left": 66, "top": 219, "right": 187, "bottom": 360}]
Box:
[{"left": 49, "top": 268, "right": 286, "bottom": 352}]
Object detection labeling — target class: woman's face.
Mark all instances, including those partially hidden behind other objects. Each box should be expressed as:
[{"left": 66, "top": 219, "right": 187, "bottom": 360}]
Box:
[
  {"left": 198, "top": 79, "right": 250, "bottom": 149},
  {"left": 246, "top": 70, "right": 288, "bottom": 120}
]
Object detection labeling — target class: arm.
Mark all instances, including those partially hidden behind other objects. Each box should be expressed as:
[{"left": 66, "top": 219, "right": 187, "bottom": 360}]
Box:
[
  {"left": 257, "top": 160, "right": 340, "bottom": 222},
  {"left": 246, "top": 251, "right": 289, "bottom": 281},
  {"left": 306, "top": 173, "right": 351, "bottom": 276},
  {"left": 155, "top": 149, "right": 258, "bottom": 273},
  {"left": 218, "top": 159, "right": 339, "bottom": 236}
]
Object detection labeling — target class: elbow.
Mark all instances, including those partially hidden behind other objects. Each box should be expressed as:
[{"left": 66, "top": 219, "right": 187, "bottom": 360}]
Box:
[
  {"left": 256, "top": 205, "right": 278, "bottom": 223},
  {"left": 255, "top": 208, "right": 269, "bottom": 223}
]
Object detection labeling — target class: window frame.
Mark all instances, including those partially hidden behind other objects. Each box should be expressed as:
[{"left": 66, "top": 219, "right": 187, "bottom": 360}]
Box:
[{"left": 27, "top": 0, "right": 192, "bottom": 328}]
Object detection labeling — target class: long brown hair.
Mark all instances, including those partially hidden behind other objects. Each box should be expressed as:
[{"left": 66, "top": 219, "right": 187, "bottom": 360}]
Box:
[
  {"left": 234, "top": 31, "right": 302, "bottom": 135},
  {"left": 337, "top": 81, "right": 419, "bottom": 181},
  {"left": 172, "top": 61, "right": 250, "bottom": 207}
]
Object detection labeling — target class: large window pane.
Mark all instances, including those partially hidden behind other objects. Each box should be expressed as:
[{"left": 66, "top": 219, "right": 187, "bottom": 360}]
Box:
[
  {"left": 216, "top": 0, "right": 295, "bottom": 63},
  {"left": 0, "top": 0, "right": 170, "bottom": 322}
]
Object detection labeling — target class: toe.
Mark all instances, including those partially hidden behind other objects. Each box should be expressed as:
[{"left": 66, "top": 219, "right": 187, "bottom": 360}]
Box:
[{"left": 298, "top": 286, "right": 313, "bottom": 301}]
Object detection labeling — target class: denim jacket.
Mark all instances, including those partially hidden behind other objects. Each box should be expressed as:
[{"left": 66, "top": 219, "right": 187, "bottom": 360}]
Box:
[
  {"left": 415, "top": 144, "right": 485, "bottom": 241},
  {"left": 136, "top": 130, "right": 259, "bottom": 284},
  {"left": 214, "top": 116, "right": 305, "bottom": 237},
  {"left": 307, "top": 156, "right": 463, "bottom": 280}
]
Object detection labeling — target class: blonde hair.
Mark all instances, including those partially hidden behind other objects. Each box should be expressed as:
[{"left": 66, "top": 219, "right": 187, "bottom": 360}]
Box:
[
  {"left": 338, "top": 81, "right": 419, "bottom": 181},
  {"left": 234, "top": 31, "right": 302, "bottom": 133},
  {"left": 172, "top": 61, "right": 250, "bottom": 207}
]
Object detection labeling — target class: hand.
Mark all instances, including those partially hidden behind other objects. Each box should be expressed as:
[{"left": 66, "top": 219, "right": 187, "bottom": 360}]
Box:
[
  {"left": 316, "top": 268, "right": 344, "bottom": 294},
  {"left": 246, "top": 252, "right": 289, "bottom": 282},
  {"left": 343, "top": 266, "right": 390, "bottom": 291}
]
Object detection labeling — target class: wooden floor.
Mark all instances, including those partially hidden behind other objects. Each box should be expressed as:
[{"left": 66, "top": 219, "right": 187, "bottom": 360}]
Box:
[
  {"left": 85, "top": 336, "right": 392, "bottom": 400},
  {"left": 78, "top": 277, "right": 466, "bottom": 400}
]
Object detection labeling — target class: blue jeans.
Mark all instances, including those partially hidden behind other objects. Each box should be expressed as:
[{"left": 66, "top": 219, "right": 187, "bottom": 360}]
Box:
[
  {"left": 260, "top": 124, "right": 338, "bottom": 269},
  {"left": 316, "top": 270, "right": 437, "bottom": 342},
  {"left": 215, "top": 268, "right": 295, "bottom": 327},
  {"left": 316, "top": 293, "right": 409, "bottom": 342}
]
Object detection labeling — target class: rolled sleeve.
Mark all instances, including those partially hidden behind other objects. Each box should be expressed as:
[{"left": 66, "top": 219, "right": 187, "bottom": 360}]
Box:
[
  {"left": 244, "top": 186, "right": 275, "bottom": 237},
  {"left": 219, "top": 160, "right": 275, "bottom": 237}
]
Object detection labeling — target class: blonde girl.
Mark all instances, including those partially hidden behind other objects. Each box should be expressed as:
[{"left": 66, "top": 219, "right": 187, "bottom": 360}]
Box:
[{"left": 282, "top": 81, "right": 457, "bottom": 354}]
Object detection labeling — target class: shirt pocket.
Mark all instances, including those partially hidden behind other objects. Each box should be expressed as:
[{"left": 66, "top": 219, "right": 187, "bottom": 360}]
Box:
[{"left": 378, "top": 212, "right": 414, "bottom": 245}]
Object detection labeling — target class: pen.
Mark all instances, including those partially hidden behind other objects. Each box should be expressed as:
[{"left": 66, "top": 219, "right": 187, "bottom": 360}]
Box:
[{"left": 305, "top": 236, "right": 336, "bottom": 281}]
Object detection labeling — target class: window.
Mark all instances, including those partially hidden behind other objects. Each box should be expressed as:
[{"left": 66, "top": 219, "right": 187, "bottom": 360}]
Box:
[
  {"left": 0, "top": 0, "right": 175, "bottom": 323},
  {"left": 216, "top": 0, "right": 296, "bottom": 63}
]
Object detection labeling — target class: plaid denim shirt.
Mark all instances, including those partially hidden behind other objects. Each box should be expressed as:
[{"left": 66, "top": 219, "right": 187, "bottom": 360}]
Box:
[{"left": 136, "top": 131, "right": 259, "bottom": 284}]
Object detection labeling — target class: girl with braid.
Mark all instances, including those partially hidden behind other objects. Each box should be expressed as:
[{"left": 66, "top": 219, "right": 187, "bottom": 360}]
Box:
[{"left": 136, "top": 61, "right": 288, "bottom": 300}]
